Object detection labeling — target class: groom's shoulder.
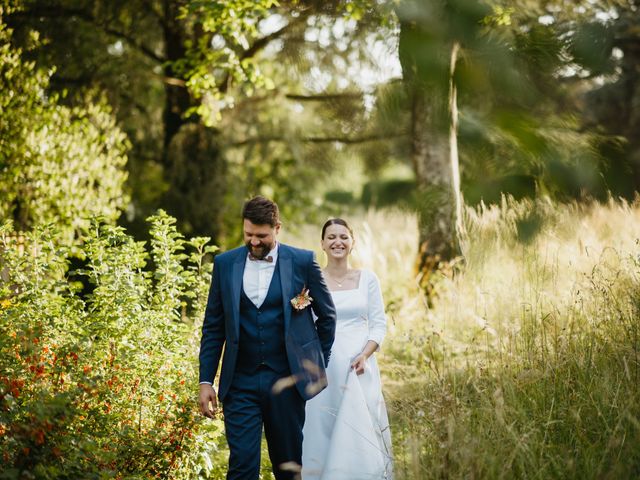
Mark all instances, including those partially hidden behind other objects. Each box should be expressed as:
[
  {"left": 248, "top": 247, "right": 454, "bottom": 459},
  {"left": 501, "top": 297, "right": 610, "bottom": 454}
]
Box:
[
  {"left": 279, "top": 243, "right": 313, "bottom": 260},
  {"left": 215, "top": 246, "right": 245, "bottom": 263}
]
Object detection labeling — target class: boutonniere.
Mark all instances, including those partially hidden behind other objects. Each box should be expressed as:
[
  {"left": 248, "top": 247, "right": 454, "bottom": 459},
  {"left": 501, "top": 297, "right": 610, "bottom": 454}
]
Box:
[{"left": 290, "top": 286, "right": 313, "bottom": 311}]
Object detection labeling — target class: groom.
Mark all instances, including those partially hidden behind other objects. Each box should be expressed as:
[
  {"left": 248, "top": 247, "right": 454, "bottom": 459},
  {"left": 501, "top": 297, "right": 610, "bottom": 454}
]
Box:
[{"left": 199, "top": 196, "right": 337, "bottom": 480}]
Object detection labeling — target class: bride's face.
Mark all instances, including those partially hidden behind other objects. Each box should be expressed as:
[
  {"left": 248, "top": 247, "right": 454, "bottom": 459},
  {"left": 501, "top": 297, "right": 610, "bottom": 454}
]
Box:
[{"left": 322, "top": 224, "right": 353, "bottom": 260}]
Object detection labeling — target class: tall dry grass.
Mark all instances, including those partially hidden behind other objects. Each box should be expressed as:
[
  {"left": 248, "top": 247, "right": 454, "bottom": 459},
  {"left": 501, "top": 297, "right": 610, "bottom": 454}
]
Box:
[{"left": 286, "top": 198, "right": 640, "bottom": 479}]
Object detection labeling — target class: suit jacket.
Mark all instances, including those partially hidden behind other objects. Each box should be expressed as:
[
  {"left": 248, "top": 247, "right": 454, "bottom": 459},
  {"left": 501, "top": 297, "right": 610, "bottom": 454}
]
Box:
[{"left": 199, "top": 243, "right": 337, "bottom": 401}]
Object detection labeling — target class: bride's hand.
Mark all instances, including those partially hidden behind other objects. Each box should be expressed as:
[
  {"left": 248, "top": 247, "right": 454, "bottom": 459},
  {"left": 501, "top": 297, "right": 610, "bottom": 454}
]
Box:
[{"left": 350, "top": 353, "right": 368, "bottom": 375}]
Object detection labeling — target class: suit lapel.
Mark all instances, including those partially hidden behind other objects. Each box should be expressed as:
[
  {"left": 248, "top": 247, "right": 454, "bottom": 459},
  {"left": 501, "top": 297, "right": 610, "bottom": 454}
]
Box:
[
  {"left": 231, "top": 247, "right": 246, "bottom": 338},
  {"left": 279, "top": 245, "right": 293, "bottom": 332}
]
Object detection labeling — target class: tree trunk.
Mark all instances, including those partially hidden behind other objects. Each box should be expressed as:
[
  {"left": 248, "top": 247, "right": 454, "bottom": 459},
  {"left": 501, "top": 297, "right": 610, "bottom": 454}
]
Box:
[
  {"left": 400, "top": 17, "right": 463, "bottom": 286},
  {"left": 156, "top": 6, "right": 228, "bottom": 240},
  {"left": 449, "top": 42, "right": 464, "bottom": 244},
  {"left": 162, "top": 2, "right": 192, "bottom": 161}
]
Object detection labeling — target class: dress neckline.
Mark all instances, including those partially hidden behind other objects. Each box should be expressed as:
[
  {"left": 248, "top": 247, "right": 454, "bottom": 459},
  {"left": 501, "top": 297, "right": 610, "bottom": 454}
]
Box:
[{"left": 328, "top": 270, "right": 363, "bottom": 293}]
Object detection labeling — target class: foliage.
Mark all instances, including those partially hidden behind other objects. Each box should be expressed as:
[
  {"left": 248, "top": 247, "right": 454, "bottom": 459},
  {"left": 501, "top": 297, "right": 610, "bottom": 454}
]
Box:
[
  {"left": 468, "top": 0, "right": 640, "bottom": 201},
  {"left": 176, "top": 0, "right": 394, "bottom": 125},
  {"left": 0, "top": 18, "right": 129, "bottom": 244},
  {"left": 0, "top": 211, "right": 225, "bottom": 479},
  {"left": 5, "top": 0, "right": 640, "bottom": 251},
  {"left": 378, "top": 0, "right": 624, "bottom": 214},
  {"left": 177, "top": 0, "right": 399, "bottom": 244},
  {"left": 5, "top": 0, "right": 400, "bottom": 245},
  {"left": 175, "top": 0, "right": 280, "bottom": 124},
  {"left": 4, "top": 0, "right": 199, "bottom": 240}
]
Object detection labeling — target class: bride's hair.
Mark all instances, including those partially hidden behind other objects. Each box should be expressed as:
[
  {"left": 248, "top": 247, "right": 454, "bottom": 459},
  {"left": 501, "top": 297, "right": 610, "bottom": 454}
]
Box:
[{"left": 321, "top": 218, "right": 354, "bottom": 240}]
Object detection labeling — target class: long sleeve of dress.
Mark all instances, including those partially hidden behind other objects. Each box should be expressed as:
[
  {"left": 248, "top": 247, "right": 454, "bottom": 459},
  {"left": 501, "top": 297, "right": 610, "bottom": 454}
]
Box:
[{"left": 366, "top": 270, "right": 387, "bottom": 348}]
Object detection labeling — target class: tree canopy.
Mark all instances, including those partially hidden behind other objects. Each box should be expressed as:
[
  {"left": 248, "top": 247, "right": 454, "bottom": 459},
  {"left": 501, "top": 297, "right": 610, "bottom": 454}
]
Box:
[
  {"left": 2, "top": 0, "right": 640, "bottom": 253},
  {"left": 0, "top": 16, "right": 129, "bottom": 244}
]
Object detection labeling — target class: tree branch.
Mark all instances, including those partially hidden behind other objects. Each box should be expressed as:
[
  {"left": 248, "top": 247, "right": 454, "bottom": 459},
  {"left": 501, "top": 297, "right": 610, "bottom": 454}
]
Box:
[
  {"left": 140, "top": 0, "right": 171, "bottom": 33},
  {"left": 226, "top": 132, "right": 407, "bottom": 148},
  {"left": 285, "top": 92, "right": 365, "bottom": 101},
  {"left": 232, "top": 91, "right": 367, "bottom": 111},
  {"left": 305, "top": 133, "right": 408, "bottom": 144},
  {"left": 7, "top": 7, "right": 166, "bottom": 65},
  {"left": 218, "top": 9, "right": 312, "bottom": 93},
  {"left": 162, "top": 76, "right": 187, "bottom": 87},
  {"left": 49, "top": 74, "right": 95, "bottom": 86}
]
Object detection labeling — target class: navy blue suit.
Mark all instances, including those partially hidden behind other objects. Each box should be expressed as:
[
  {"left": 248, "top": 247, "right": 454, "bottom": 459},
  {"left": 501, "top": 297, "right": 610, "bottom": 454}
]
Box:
[{"left": 199, "top": 244, "right": 337, "bottom": 479}]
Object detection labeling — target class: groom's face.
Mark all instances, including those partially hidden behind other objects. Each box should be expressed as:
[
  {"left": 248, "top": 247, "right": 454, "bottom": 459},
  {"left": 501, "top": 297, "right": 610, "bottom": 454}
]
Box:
[{"left": 243, "top": 219, "right": 280, "bottom": 259}]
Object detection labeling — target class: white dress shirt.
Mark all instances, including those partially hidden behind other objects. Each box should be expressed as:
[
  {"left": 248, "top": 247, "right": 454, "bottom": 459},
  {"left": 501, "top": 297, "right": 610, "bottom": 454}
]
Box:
[
  {"left": 199, "top": 244, "right": 279, "bottom": 386},
  {"left": 243, "top": 243, "right": 278, "bottom": 308}
]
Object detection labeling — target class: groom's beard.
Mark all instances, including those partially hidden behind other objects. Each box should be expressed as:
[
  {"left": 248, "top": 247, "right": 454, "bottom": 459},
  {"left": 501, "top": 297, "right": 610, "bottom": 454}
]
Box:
[{"left": 246, "top": 240, "right": 274, "bottom": 260}]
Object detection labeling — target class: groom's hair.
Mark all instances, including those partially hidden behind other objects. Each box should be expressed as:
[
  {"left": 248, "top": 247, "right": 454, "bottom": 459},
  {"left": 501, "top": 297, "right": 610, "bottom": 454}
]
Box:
[{"left": 242, "top": 196, "right": 280, "bottom": 227}]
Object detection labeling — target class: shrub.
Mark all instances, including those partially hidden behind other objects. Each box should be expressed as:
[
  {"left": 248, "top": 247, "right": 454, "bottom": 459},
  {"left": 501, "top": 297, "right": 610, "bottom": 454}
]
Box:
[{"left": 0, "top": 211, "right": 225, "bottom": 479}]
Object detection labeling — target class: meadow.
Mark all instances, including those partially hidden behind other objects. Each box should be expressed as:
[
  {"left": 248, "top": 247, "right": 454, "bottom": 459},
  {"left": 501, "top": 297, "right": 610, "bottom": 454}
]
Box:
[
  {"left": 292, "top": 198, "right": 640, "bottom": 480},
  {"left": 2, "top": 198, "right": 640, "bottom": 479}
]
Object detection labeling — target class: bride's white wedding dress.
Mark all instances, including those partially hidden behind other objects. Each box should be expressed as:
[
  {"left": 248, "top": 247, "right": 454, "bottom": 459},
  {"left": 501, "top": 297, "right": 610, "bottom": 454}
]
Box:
[{"left": 302, "top": 269, "right": 393, "bottom": 480}]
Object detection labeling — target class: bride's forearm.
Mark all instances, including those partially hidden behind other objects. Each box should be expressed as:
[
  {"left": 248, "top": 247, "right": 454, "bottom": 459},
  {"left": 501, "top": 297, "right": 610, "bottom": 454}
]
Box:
[{"left": 361, "top": 340, "right": 379, "bottom": 359}]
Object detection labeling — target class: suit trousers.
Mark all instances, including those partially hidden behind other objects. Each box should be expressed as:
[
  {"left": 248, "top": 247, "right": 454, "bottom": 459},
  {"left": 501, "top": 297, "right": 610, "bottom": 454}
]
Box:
[{"left": 223, "top": 367, "right": 306, "bottom": 480}]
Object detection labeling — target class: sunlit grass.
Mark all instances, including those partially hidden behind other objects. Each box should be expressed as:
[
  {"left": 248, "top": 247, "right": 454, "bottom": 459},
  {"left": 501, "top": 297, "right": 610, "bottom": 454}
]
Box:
[{"left": 285, "top": 198, "right": 640, "bottom": 479}]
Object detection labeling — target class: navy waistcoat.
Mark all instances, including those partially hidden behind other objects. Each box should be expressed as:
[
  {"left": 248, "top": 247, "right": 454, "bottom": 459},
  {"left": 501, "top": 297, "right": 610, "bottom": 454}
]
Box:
[{"left": 236, "top": 262, "right": 289, "bottom": 374}]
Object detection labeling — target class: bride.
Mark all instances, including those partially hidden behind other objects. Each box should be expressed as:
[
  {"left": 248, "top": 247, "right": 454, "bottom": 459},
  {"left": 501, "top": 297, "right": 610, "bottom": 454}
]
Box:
[{"left": 302, "top": 218, "right": 393, "bottom": 479}]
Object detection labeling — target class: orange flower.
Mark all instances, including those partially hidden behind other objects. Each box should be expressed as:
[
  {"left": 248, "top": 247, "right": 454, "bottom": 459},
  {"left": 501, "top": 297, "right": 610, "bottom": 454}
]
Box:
[
  {"left": 34, "top": 429, "right": 45, "bottom": 445},
  {"left": 290, "top": 286, "right": 313, "bottom": 311},
  {"left": 107, "top": 375, "right": 118, "bottom": 388}
]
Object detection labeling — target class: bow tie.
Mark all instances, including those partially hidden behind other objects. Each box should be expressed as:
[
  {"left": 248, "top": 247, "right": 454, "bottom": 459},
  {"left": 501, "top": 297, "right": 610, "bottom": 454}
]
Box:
[{"left": 249, "top": 254, "right": 274, "bottom": 263}]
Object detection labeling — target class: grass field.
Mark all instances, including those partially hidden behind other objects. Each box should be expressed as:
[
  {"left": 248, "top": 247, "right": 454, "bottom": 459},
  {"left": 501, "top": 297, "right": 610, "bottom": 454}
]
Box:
[{"left": 285, "top": 197, "right": 640, "bottom": 479}]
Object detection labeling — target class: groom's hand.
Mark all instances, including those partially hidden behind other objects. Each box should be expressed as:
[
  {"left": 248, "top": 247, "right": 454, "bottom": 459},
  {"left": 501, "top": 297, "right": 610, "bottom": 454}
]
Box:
[{"left": 199, "top": 383, "right": 218, "bottom": 418}]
